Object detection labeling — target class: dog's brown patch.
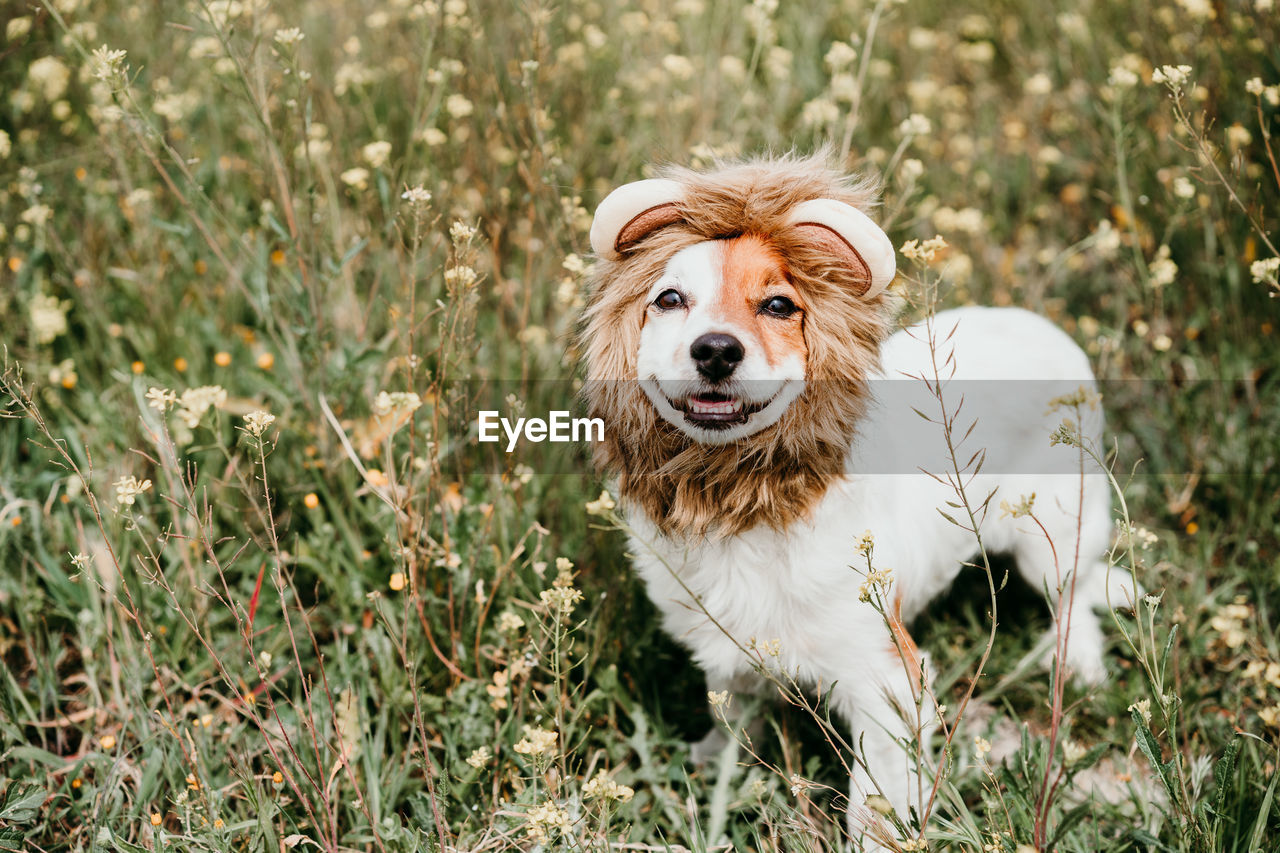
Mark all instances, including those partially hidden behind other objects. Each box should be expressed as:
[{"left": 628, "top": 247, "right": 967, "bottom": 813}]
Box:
[
  {"left": 887, "top": 594, "right": 923, "bottom": 685},
  {"left": 715, "top": 235, "right": 805, "bottom": 369},
  {"left": 582, "top": 153, "right": 895, "bottom": 537}
]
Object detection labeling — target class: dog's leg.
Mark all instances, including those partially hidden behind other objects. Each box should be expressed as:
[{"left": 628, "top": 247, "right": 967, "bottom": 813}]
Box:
[
  {"left": 832, "top": 646, "right": 937, "bottom": 850},
  {"left": 688, "top": 669, "right": 768, "bottom": 767},
  {"left": 1011, "top": 481, "right": 1142, "bottom": 685},
  {"left": 1055, "top": 559, "right": 1143, "bottom": 685}
]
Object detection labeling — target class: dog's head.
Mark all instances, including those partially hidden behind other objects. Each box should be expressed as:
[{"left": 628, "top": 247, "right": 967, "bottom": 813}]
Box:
[{"left": 581, "top": 154, "right": 898, "bottom": 535}]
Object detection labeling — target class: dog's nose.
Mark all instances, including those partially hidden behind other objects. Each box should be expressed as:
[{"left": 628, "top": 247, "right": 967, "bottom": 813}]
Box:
[{"left": 690, "top": 333, "right": 744, "bottom": 382}]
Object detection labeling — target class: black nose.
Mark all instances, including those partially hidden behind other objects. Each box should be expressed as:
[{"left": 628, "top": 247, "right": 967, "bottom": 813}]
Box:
[{"left": 690, "top": 333, "right": 744, "bottom": 382}]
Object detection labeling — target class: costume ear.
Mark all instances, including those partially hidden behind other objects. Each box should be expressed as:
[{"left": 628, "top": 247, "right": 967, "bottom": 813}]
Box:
[
  {"left": 589, "top": 178, "right": 686, "bottom": 261},
  {"left": 784, "top": 199, "right": 896, "bottom": 299}
]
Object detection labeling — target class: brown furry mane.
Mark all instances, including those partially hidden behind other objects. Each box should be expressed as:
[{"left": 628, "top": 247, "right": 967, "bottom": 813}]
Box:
[{"left": 581, "top": 153, "right": 897, "bottom": 538}]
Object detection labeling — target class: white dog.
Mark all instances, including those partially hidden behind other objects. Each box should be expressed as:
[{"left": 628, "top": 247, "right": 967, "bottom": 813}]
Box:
[{"left": 581, "top": 155, "right": 1137, "bottom": 847}]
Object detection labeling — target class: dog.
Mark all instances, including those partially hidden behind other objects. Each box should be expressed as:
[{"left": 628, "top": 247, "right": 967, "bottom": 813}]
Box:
[{"left": 581, "top": 154, "right": 1138, "bottom": 847}]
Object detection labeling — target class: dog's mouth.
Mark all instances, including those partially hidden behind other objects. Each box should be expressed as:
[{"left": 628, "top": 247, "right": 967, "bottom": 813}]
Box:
[{"left": 666, "top": 391, "right": 773, "bottom": 429}]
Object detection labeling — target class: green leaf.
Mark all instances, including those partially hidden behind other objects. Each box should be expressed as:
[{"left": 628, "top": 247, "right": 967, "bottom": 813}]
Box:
[
  {"left": 0, "top": 784, "right": 46, "bottom": 822},
  {"left": 1072, "top": 742, "right": 1111, "bottom": 775},
  {"left": 1047, "top": 801, "right": 1093, "bottom": 848},
  {"left": 1159, "top": 623, "right": 1178, "bottom": 684},
  {"left": 1, "top": 746, "right": 65, "bottom": 768},
  {"left": 1246, "top": 749, "right": 1278, "bottom": 853},
  {"left": 1210, "top": 735, "right": 1240, "bottom": 822},
  {"left": 1130, "top": 707, "right": 1177, "bottom": 801},
  {"left": 1128, "top": 827, "right": 1176, "bottom": 851}
]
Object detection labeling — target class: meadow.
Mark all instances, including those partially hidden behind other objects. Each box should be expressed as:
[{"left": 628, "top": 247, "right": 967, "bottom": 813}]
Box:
[{"left": 2, "top": 0, "right": 1278, "bottom": 850}]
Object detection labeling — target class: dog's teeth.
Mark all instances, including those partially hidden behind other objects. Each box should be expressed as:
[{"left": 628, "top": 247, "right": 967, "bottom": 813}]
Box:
[{"left": 689, "top": 397, "right": 744, "bottom": 415}]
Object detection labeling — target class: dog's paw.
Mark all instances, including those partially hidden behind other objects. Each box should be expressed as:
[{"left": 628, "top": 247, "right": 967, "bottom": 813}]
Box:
[
  {"left": 1068, "top": 653, "right": 1109, "bottom": 686},
  {"left": 1044, "top": 624, "right": 1109, "bottom": 686},
  {"left": 688, "top": 726, "right": 732, "bottom": 768}
]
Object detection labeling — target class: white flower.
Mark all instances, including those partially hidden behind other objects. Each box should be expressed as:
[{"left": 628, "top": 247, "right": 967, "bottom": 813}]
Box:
[
  {"left": 450, "top": 220, "right": 477, "bottom": 243},
  {"left": 513, "top": 725, "right": 557, "bottom": 756},
  {"left": 372, "top": 391, "right": 422, "bottom": 416},
  {"left": 273, "top": 27, "right": 304, "bottom": 46},
  {"left": 898, "top": 113, "right": 932, "bottom": 137},
  {"left": 1246, "top": 77, "right": 1265, "bottom": 96},
  {"left": 1108, "top": 66, "right": 1139, "bottom": 88},
  {"left": 1149, "top": 245, "right": 1178, "bottom": 288},
  {"left": 400, "top": 186, "right": 432, "bottom": 208},
  {"left": 445, "top": 93, "right": 473, "bottom": 118},
  {"left": 90, "top": 45, "right": 128, "bottom": 83},
  {"left": 1122, "top": 522, "right": 1159, "bottom": 549},
  {"left": 856, "top": 529, "right": 875, "bottom": 557},
  {"left": 443, "top": 265, "right": 477, "bottom": 288},
  {"left": 242, "top": 410, "right": 276, "bottom": 437},
  {"left": 540, "top": 585, "right": 583, "bottom": 615},
  {"left": 361, "top": 140, "right": 392, "bottom": 169},
  {"left": 6, "top": 17, "right": 32, "bottom": 40},
  {"left": 524, "top": 800, "right": 571, "bottom": 844},
  {"left": 1172, "top": 176, "right": 1196, "bottom": 199},
  {"left": 177, "top": 389, "right": 217, "bottom": 427},
  {"left": 340, "top": 167, "right": 370, "bottom": 189},
  {"left": 1024, "top": 72, "right": 1053, "bottom": 95},
  {"left": 146, "top": 387, "right": 177, "bottom": 411},
  {"left": 582, "top": 770, "right": 635, "bottom": 802},
  {"left": 1151, "top": 64, "right": 1192, "bottom": 92},
  {"left": 1092, "top": 219, "right": 1122, "bottom": 256},
  {"left": 999, "top": 493, "right": 1036, "bottom": 519},
  {"left": 1250, "top": 257, "right": 1280, "bottom": 285},
  {"left": 661, "top": 54, "right": 695, "bottom": 81},
  {"left": 857, "top": 567, "right": 894, "bottom": 602},
  {"left": 497, "top": 610, "right": 524, "bottom": 632},
  {"left": 464, "top": 746, "right": 491, "bottom": 769},
  {"left": 29, "top": 292, "right": 70, "bottom": 344},
  {"left": 1174, "top": 0, "right": 1214, "bottom": 20},
  {"left": 419, "top": 127, "right": 447, "bottom": 146},
  {"left": 801, "top": 96, "right": 840, "bottom": 127},
  {"left": 900, "top": 235, "right": 948, "bottom": 263},
  {"left": 175, "top": 386, "right": 228, "bottom": 429},
  {"left": 585, "top": 490, "right": 616, "bottom": 516},
  {"left": 21, "top": 204, "right": 52, "bottom": 227},
  {"left": 114, "top": 475, "right": 153, "bottom": 506},
  {"left": 1225, "top": 124, "right": 1252, "bottom": 150},
  {"left": 825, "top": 41, "right": 857, "bottom": 70},
  {"left": 28, "top": 56, "right": 71, "bottom": 101},
  {"left": 749, "top": 636, "right": 782, "bottom": 656},
  {"left": 900, "top": 158, "right": 924, "bottom": 182}
]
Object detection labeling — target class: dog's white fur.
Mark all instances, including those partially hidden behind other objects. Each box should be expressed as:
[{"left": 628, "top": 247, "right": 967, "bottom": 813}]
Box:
[{"left": 588, "top": 169, "right": 1138, "bottom": 847}]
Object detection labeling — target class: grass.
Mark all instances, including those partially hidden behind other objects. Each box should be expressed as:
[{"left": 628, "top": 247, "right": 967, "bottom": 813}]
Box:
[{"left": 1, "top": 0, "right": 1278, "bottom": 850}]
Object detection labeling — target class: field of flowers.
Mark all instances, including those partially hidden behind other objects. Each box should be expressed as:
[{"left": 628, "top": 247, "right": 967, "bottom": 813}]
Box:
[{"left": 2, "top": 0, "right": 1278, "bottom": 850}]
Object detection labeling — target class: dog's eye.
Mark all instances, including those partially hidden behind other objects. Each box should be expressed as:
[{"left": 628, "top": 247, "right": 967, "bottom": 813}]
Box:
[
  {"left": 654, "top": 289, "right": 685, "bottom": 310},
  {"left": 761, "top": 295, "right": 798, "bottom": 317}
]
